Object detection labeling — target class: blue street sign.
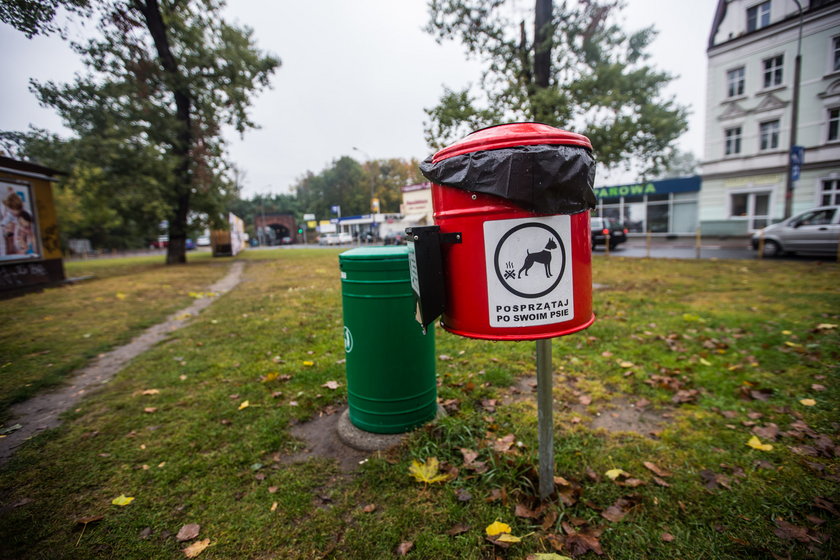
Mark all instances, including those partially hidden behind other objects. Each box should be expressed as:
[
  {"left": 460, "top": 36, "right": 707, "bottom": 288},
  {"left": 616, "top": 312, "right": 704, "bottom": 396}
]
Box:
[
  {"left": 790, "top": 145, "right": 804, "bottom": 182},
  {"left": 330, "top": 205, "right": 341, "bottom": 215}
]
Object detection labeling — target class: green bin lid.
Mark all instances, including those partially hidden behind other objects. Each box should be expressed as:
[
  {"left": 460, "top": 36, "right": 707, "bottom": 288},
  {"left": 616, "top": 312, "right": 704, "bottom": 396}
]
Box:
[
  {"left": 339, "top": 246, "right": 409, "bottom": 273},
  {"left": 340, "top": 246, "right": 408, "bottom": 261}
]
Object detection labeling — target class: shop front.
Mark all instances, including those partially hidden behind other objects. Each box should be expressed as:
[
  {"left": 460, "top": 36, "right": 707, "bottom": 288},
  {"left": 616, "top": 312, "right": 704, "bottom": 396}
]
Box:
[{"left": 593, "top": 175, "right": 701, "bottom": 235}]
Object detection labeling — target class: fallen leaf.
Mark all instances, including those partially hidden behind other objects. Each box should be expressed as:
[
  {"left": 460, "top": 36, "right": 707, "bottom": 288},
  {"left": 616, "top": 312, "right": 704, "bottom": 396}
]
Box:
[
  {"left": 321, "top": 381, "right": 340, "bottom": 390},
  {"left": 302, "top": 361, "right": 314, "bottom": 367},
  {"left": 363, "top": 504, "right": 377, "bottom": 513},
  {"left": 183, "top": 538, "right": 211, "bottom": 558},
  {"left": 619, "top": 361, "right": 634, "bottom": 369},
  {"left": 75, "top": 515, "right": 104, "bottom": 525},
  {"left": 527, "top": 554, "right": 574, "bottom": 560},
  {"left": 111, "top": 495, "right": 134, "bottom": 506},
  {"left": 752, "top": 423, "right": 779, "bottom": 441},
  {"left": 268, "top": 486, "right": 278, "bottom": 494},
  {"left": 661, "top": 532, "right": 675, "bottom": 542},
  {"left": 485, "top": 521, "right": 512, "bottom": 536},
  {"left": 605, "top": 468, "right": 630, "bottom": 480},
  {"left": 115, "top": 292, "right": 127, "bottom": 300},
  {"left": 176, "top": 523, "right": 201, "bottom": 542},
  {"left": 396, "top": 541, "right": 414, "bottom": 555},
  {"left": 643, "top": 461, "right": 672, "bottom": 477},
  {"left": 496, "top": 533, "right": 522, "bottom": 543},
  {"left": 238, "top": 400, "right": 250, "bottom": 411},
  {"left": 515, "top": 503, "right": 539, "bottom": 519},
  {"left": 601, "top": 496, "right": 640, "bottom": 522},
  {"left": 799, "top": 398, "right": 816, "bottom": 407},
  {"left": 408, "top": 457, "right": 450, "bottom": 484},
  {"left": 747, "top": 436, "right": 773, "bottom": 451},
  {"left": 773, "top": 518, "right": 816, "bottom": 543},
  {"left": 578, "top": 394, "right": 592, "bottom": 406},
  {"left": 270, "top": 502, "right": 278, "bottom": 512},
  {"left": 447, "top": 523, "right": 470, "bottom": 536},
  {"left": 261, "top": 372, "right": 279, "bottom": 383},
  {"left": 141, "top": 389, "right": 160, "bottom": 395}
]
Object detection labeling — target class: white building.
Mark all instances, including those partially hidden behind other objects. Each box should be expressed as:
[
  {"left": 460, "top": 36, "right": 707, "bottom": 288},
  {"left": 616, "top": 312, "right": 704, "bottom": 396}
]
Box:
[{"left": 700, "top": 0, "right": 840, "bottom": 234}]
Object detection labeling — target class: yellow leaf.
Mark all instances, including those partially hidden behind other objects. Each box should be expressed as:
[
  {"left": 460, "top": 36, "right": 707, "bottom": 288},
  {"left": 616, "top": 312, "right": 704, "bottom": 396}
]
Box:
[
  {"left": 183, "top": 538, "right": 211, "bottom": 558},
  {"left": 408, "top": 457, "right": 450, "bottom": 484},
  {"left": 115, "top": 293, "right": 127, "bottom": 300},
  {"left": 496, "top": 533, "right": 522, "bottom": 543},
  {"left": 799, "top": 398, "right": 816, "bottom": 407},
  {"left": 485, "top": 521, "right": 512, "bottom": 536},
  {"left": 781, "top": 330, "right": 792, "bottom": 335},
  {"left": 270, "top": 501, "right": 278, "bottom": 512},
  {"left": 238, "top": 400, "right": 250, "bottom": 411},
  {"left": 111, "top": 494, "right": 135, "bottom": 506},
  {"left": 747, "top": 436, "right": 773, "bottom": 451},
  {"left": 784, "top": 341, "right": 802, "bottom": 348},
  {"left": 261, "top": 372, "right": 279, "bottom": 383},
  {"left": 699, "top": 358, "right": 712, "bottom": 366},
  {"left": 141, "top": 389, "right": 160, "bottom": 395},
  {"left": 605, "top": 468, "right": 629, "bottom": 480},
  {"left": 302, "top": 361, "right": 314, "bottom": 367},
  {"left": 619, "top": 361, "right": 634, "bottom": 369}
]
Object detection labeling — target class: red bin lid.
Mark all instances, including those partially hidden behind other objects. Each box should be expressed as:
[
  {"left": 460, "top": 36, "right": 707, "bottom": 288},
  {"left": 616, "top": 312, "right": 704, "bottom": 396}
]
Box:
[{"left": 431, "top": 122, "right": 592, "bottom": 163}]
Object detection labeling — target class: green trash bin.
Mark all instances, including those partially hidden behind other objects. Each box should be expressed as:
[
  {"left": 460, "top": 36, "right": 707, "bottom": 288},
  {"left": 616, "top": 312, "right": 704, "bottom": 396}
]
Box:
[{"left": 339, "top": 246, "right": 437, "bottom": 434}]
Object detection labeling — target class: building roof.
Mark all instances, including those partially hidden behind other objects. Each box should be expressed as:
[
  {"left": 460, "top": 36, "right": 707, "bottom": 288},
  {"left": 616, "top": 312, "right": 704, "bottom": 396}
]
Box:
[
  {"left": 708, "top": 0, "right": 839, "bottom": 51},
  {"left": 0, "top": 156, "right": 65, "bottom": 179}
]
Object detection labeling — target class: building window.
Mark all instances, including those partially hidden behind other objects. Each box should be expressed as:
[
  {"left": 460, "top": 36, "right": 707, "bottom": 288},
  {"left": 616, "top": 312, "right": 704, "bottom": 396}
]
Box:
[
  {"left": 829, "top": 108, "right": 840, "bottom": 141},
  {"left": 727, "top": 67, "right": 745, "bottom": 97},
  {"left": 759, "top": 120, "right": 780, "bottom": 150},
  {"left": 731, "top": 191, "right": 771, "bottom": 230},
  {"left": 762, "top": 55, "right": 783, "bottom": 88},
  {"left": 747, "top": 1, "right": 771, "bottom": 32},
  {"left": 725, "top": 127, "right": 742, "bottom": 155},
  {"left": 822, "top": 179, "right": 840, "bottom": 206},
  {"left": 833, "top": 36, "right": 840, "bottom": 72}
]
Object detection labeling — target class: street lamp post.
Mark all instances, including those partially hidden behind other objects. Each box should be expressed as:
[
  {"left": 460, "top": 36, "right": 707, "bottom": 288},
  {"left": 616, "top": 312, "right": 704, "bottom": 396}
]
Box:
[{"left": 784, "top": 0, "right": 804, "bottom": 219}]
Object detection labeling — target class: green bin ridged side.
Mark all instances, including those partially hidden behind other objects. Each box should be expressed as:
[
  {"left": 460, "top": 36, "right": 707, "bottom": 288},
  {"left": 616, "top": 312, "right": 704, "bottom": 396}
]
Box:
[{"left": 339, "top": 247, "right": 436, "bottom": 434}]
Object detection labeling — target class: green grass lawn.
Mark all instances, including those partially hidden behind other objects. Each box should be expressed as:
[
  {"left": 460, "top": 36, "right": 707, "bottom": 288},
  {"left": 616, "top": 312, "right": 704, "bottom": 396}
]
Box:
[
  {"left": 0, "top": 250, "right": 837, "bottom": 559},
  {"left": 0, "top": 252, "right": 230, "bottom": 419}
]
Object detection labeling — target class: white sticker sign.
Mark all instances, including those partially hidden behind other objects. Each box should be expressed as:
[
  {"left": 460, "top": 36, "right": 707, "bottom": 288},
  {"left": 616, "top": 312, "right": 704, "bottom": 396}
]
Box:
[{"left": 483, "top": 215, "right": 574, "bottom": 328}]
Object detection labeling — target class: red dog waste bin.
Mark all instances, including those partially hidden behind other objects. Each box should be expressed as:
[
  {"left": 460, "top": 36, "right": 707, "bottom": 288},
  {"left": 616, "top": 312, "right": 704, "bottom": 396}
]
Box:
[{"left": 410, "top": 123, "right": 597, "bottom": 341}]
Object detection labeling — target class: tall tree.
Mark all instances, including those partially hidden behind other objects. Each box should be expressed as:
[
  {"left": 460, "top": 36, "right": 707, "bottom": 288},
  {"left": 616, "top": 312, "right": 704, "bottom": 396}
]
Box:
[
  {"left": 2, "top": 0, "right": 279, "bottom": 263},
  {"left": 425, "top": 0, "right": 688, "bottom": 176}
]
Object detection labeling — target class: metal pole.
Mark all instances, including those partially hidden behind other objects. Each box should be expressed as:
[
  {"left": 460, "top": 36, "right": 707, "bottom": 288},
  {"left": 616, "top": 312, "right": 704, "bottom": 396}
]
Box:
[
  {"left": 784, "top": 1, "right": 803, "bottom": 220},
  {"left": 695, "top": 227, "right": 702, "bottom": 259},
  {"left": 536, "top": 338, "right": 554, "bottom": 501}
]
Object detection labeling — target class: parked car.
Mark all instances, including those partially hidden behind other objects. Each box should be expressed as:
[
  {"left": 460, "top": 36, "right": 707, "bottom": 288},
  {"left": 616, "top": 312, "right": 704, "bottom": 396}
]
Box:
[
  {"left": 197, "top": 235, "right": 211, "bottom": 247},
  {"left": 186, "top": 238, "right": 196, "bottom": 250},
  {"left": 150, "top": 235, "right": 169, "bottom": 249},
  {"left": 319, "top": 232, "right": 353, "bottom": 246},
  {"left": 590, "top": 217, "right": 628, "bottom": 250},
  {"left": 751, "top": 205, "right": 839, "bottom": 257}
]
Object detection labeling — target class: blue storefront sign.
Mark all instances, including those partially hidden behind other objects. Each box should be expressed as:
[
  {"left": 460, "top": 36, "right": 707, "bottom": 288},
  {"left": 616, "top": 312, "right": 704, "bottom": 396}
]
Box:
[{"left": 594, "top": 175, "right": 701, "bottom": 200}]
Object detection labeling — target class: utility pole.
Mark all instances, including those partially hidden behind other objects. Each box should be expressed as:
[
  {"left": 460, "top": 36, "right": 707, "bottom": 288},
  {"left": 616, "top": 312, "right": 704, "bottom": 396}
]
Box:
[{"left": 784, "top": 0, "right": 803, "bottom": 219}]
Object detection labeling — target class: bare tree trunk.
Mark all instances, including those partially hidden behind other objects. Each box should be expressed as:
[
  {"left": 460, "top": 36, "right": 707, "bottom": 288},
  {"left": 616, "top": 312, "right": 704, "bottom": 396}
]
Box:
[
  {"left": 135, "top": 0, "right": 193, "bottom": 265},
  {"left": 532, "top": 0, "right": 553, "bottom": 122},
  {"left": 534, "top": 0, "right": 552, "bottom": 89}
]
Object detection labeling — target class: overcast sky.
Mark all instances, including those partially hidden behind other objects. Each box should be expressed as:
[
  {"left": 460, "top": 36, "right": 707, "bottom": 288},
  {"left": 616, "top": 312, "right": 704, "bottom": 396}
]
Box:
[{"left": 0, "top": 0, "right": 717, "bottom": 198}]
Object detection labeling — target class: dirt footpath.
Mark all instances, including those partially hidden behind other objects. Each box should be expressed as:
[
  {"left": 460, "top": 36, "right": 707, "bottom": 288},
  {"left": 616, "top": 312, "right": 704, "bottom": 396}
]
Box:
[{"left": 0, "top": 261, "right": 245, "bottom": 466}]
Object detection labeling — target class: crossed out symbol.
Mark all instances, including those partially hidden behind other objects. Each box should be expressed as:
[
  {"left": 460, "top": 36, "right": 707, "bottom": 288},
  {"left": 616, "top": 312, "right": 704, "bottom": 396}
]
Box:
[{"left": 503, "top": 261, "right": 516, "bottom": 280}]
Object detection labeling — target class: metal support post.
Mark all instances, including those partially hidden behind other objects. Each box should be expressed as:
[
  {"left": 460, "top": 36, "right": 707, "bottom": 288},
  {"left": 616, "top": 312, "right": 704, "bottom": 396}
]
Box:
[{"left": 536, "top": 338, "right": 554, "bottom": 501}]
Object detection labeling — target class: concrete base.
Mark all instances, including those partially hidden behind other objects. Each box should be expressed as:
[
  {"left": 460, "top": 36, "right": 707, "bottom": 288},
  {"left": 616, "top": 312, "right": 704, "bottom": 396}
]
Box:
[{"left": 336, "top": 406, "right": 446, "bottom": 452}]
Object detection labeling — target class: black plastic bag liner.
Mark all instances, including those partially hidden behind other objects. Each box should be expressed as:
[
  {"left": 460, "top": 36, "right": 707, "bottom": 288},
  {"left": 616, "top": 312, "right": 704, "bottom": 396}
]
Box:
[{"left": 419, "top": 144, "right": 596, "bottom": 215}]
